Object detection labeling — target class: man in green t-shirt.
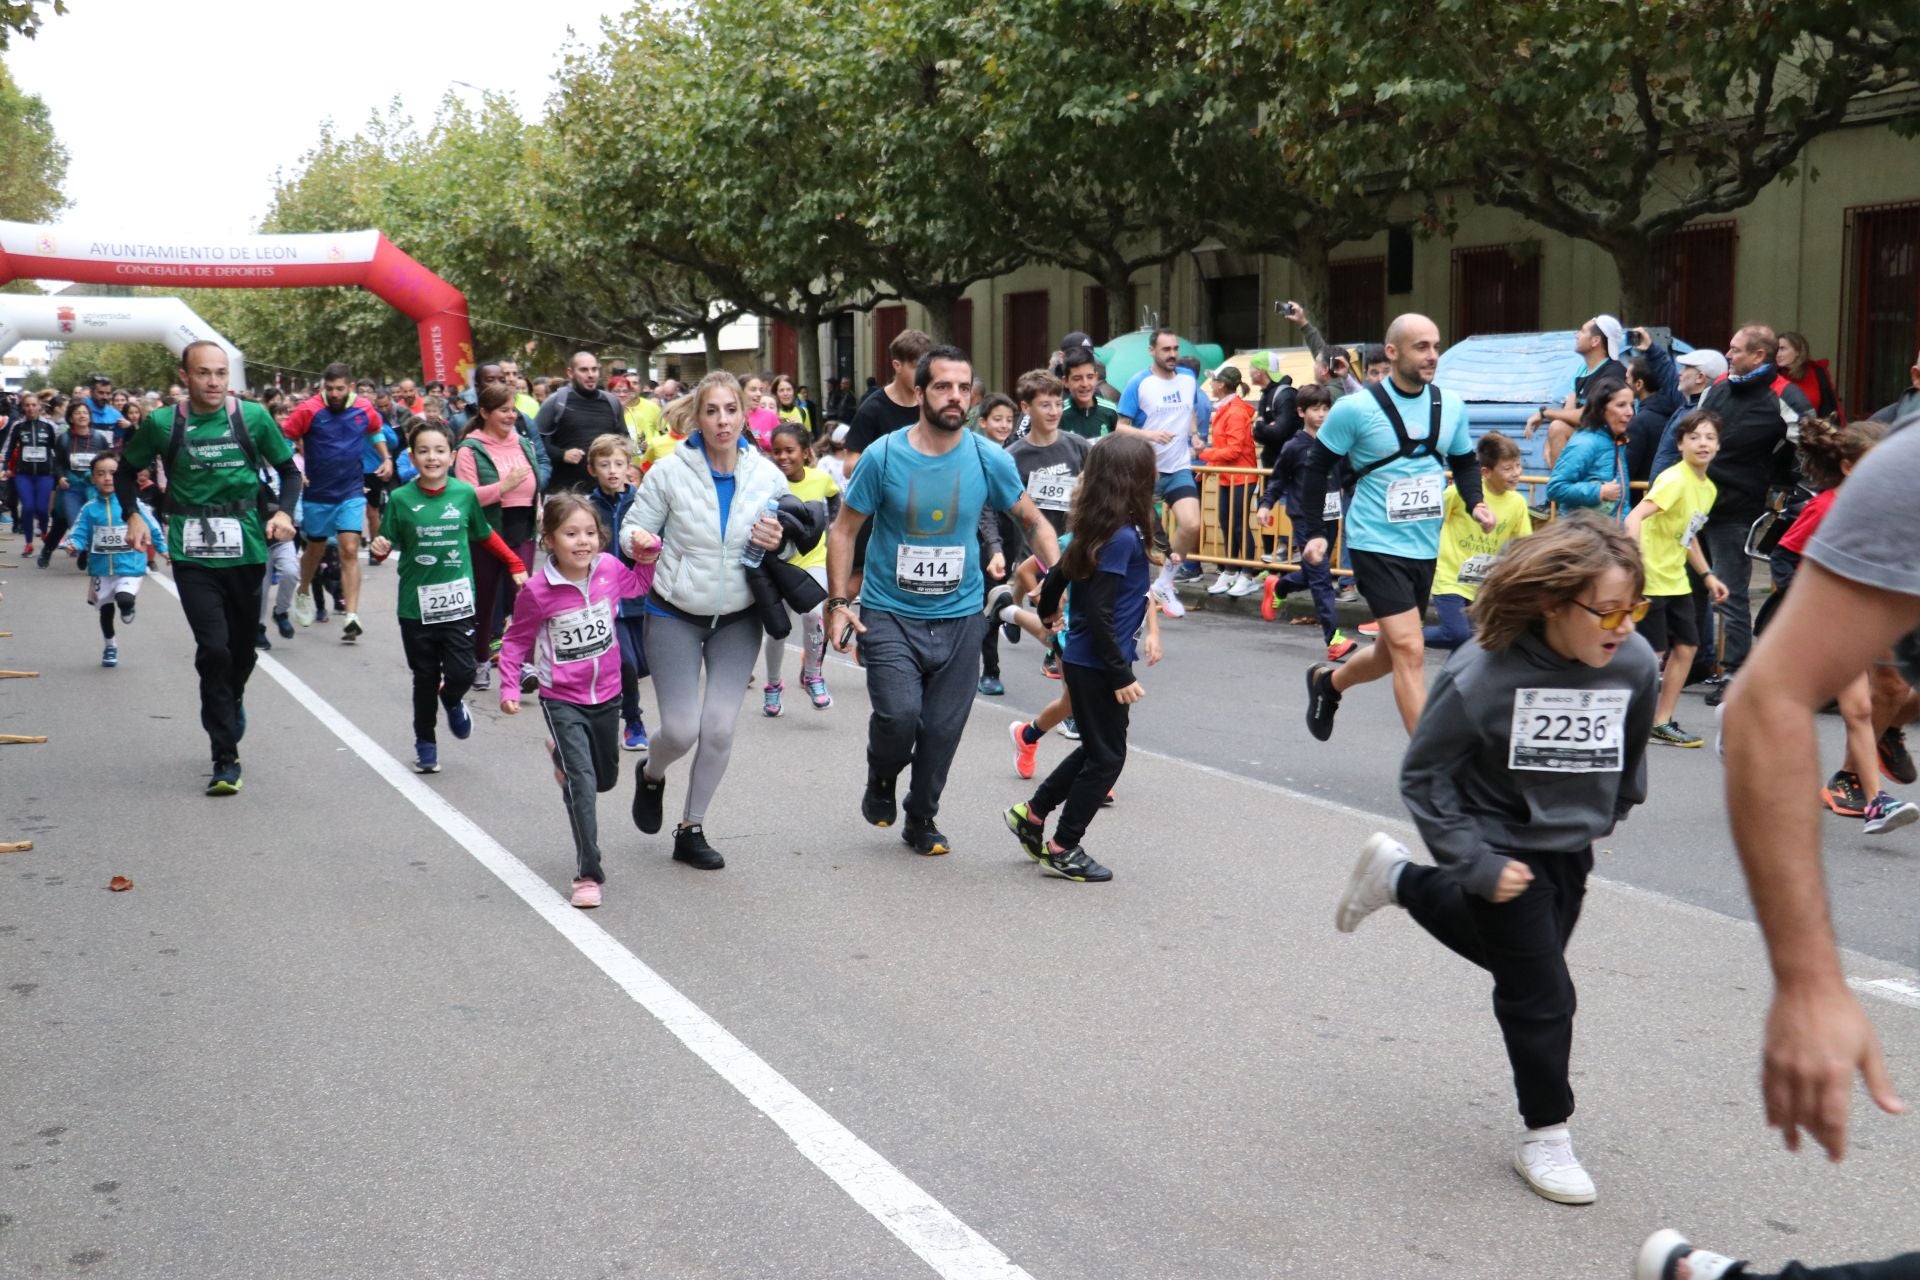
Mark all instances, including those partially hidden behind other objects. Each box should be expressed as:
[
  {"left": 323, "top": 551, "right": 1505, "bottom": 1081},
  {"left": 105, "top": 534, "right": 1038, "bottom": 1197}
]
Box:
[
  {"left": 118, "top": 341, "right": 303, "bottom": 796},
  {"left": 1058, "top": 348, "right": 1117, "bottom": 440}
]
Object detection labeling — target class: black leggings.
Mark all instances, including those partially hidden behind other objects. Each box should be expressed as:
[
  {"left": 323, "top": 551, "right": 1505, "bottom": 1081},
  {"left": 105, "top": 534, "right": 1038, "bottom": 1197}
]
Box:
[
  {"left": 97, "top": 592, "right": 133, "bottom": 640},
  {"left": 399, "top": 617, "right": 479, "bottom": 744},
  {"left": 1747, "top": 1256, "right": 1920, "bottom": 1279},
  {"left": 173, "top": 561, "right": 267, "bottom": 765},
  {"left": 1396, "top": 848, "right": 1592, "bottom": 1130},
  {"left": 1028, "top": 660, "right": 1130, "bottom": 848}
]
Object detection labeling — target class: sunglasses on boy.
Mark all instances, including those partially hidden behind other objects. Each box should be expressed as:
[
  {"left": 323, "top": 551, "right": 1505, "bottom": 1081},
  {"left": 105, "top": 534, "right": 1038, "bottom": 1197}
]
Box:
[{"left": 1572, "top": 599, "right": 1651, "bottom": 631}]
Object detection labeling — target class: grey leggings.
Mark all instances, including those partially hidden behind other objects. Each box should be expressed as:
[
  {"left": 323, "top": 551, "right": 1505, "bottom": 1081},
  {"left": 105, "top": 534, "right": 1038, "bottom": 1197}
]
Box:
[{"left": 642, "top": 610, "right": 764, "bottom": 827}]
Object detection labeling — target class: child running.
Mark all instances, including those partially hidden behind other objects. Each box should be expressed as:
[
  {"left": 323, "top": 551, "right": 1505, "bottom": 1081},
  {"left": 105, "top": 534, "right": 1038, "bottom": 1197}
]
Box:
[
  {"left": 63, "top": 453, "right": 167, "bottom": 668},
  {"left": 585, "top": 433, "right": 653, "bottom": 750},
  {"left": 500, "top": 494, "right": 659, "bottom": 908},
  {"left": 369, "top": 422, "right": 529, "bottom": 774},
  {"left": 1424, "top": 430, "right": 1535, "bottom": 651},
  {"left": 1255, "top": 384, "right": 1356, "bottom": 661},
  {"left": 1004, "top": 434, "right": 1163, "bottom": 883},
  {"left": 974, "top": 393, "right": 1019, "bottom": 694},
  {"left": 1772, "top": 417, "right": 1918, "bottom": 832},
  {"left": 760, "top": 420, "right": 840, "bottom": 713},
  {"left": 1334, "top": 514, "right": 1659, "bottom": 1206},
  {"left": 1625, "top": 411, "right": 1729, "bottom": 747}
]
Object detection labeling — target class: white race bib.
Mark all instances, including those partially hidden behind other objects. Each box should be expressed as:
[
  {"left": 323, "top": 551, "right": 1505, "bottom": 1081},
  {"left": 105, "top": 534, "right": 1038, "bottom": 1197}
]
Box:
[
  {"left": 549, "top": 599, "right": 614, "bottom": 664},
  {"left": 1456, "top": 553, "right": 1496, "bottom": 587},
  {"left": 1682, "top": 512, "right": 1709, "bottom": 549},
  {"left": 69, "top": 452, "right": 97, "bottom": 473},
  {"left": 1322, "top": 489, "right": 1343, "bottom": 520},
  {"left": 1026, "top": 469, "right": 1077, "bottom": 511},
  {"left": 1385, "top": 472, "right": 1444, "bottom": 523},
  {"left": 1509, "top": 688, "right": 1628, "bottom": 773},
  {"left": 90, "top": 525, "right": 130, "bottom": 555},
  {"left": 895, "top": 543, "right": 965, "bottom": 595},
  {"left": 417, "top": 578, "right": 476, "bottom": 625},
  {"left": 182, "top": 517, "right": 243, "bottom": 559},
  {"left": 19, "top": 445, "right": 46, "bottom": 463}
]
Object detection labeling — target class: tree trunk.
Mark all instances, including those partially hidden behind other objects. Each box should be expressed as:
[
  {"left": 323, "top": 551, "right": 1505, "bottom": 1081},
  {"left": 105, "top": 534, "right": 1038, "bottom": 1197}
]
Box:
[
  {"left": 1156, "top": 258, "right": 1174, "bottom": 330},
  {"left": 702, "top": 322, "right": 725, "bottom": 375},
  {"left": 915, "top": 291, "right": 961, "bottom": 345},
  {"left": 1103, "top": 263, "right": 1136, "bottom": 338},
  {"left": 1291, "top": 232, "right": 1333, "bottom": 341},
  {"left": 635, "top": 339, "right": 656, "bottom": 382},
  {"left": 1610, "top": 237, "right": 1660, "bottom": 327}
]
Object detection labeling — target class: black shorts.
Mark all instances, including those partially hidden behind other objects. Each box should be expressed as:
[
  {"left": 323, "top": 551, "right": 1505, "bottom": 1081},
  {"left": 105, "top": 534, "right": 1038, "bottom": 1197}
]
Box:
[
  {"left": 363, "top": 474, "right": 389, "bottom": 510},
  {"left": 1639, "top": 593, "right": 1698, "bottom": 654},
  {"left": 1349, "top": 548, "right": 1435, "bottom": 620}
]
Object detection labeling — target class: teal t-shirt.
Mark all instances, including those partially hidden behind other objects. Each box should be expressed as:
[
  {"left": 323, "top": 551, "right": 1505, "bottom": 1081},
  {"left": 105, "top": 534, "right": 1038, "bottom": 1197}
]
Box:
[
  {"left": 1316, "top": 381, "right": 1472, "bottom": 559},
  {"left": 845, "top": 429, "right": 1024, "bottom": 619}
]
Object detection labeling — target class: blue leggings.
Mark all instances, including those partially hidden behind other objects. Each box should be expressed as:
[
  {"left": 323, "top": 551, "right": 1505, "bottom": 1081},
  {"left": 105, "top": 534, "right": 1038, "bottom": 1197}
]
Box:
[
  {"left": 1423, "top": 593, "right": 1473, "bottom": 650},
  {"left": 14, "top": 474, "right": 52, "bottom": 543}
]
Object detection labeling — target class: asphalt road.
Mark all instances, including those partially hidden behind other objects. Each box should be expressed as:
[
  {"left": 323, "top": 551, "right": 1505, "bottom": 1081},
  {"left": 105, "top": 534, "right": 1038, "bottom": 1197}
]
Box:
[{"left": 4, "top": 539, "right": 1918, "bottom": 1279}]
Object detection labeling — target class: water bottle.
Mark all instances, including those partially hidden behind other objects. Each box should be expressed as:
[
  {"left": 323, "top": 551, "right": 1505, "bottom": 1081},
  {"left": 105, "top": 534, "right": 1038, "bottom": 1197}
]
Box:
[{"left": 741, "top": 496, "right": 781, "bottom": 568}]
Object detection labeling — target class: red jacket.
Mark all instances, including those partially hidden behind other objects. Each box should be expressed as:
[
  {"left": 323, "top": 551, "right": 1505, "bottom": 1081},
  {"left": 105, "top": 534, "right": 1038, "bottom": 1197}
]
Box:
[
  {"left": 1197, "top": 396, "right": 1257, "bottom": 483},
  {"left": 1778, "top": 359, "right": 1842, "bottom": 422}
]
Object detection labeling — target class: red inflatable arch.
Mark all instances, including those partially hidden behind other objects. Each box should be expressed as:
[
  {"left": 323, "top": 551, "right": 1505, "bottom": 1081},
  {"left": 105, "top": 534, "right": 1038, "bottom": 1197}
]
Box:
[{"left": 0, "top": 219, "right": 473, "bottom": 386}]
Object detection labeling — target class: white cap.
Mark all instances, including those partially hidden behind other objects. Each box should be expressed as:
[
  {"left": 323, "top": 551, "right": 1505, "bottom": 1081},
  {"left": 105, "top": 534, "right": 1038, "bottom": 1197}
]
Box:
[
  {"left": 830, "top": 423, "right": 850, "bottom": 443},
  {"left": 1676, "top": 349, "right": 1729, "bottom": 380},
  {"left": 1590, "top": 314, "right": 1626, "bottom": 361}
]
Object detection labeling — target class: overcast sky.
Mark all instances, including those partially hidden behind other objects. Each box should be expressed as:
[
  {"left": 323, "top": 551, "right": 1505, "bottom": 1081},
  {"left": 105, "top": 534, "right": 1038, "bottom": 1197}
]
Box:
[{"left": 10, "top": 0, "right": 622, "bottom": 241}]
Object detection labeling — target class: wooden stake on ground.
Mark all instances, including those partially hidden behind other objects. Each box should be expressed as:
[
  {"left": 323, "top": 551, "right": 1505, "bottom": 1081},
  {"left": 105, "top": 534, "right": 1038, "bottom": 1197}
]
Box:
[
  {"left": 0, "top": 734, "right": 47, "bottom": 744},
  {"left": 0, "top": 841, "right": 31, "bottom": 854},
  {"left": 0, "top": 670, "right": 38, "bottom": 679}
]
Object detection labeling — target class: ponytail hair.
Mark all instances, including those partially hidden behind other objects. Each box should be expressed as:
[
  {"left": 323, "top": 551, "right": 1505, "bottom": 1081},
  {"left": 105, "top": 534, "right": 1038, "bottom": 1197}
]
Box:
[{"left": 1796, "top": 416, "right": 1886, "bottom": 491}]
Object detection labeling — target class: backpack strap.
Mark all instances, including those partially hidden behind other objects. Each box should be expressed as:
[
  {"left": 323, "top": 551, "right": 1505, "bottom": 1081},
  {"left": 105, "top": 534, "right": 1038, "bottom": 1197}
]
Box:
[{"left": 1347, "top": 383, "right": 1444, "bottom": 482}]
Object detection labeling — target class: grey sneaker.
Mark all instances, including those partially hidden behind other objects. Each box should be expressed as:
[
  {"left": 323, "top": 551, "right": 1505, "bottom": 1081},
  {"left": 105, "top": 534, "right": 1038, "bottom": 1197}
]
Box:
[
  {"left": 1649, "top": 720, "right": 1703, "bottom": 748},
  {"left": 1336, "top": 833, "right": 1408, "bottom": 933},
  {"left": 1039, "top": 844, "right": 1112, "bottom": 882}
]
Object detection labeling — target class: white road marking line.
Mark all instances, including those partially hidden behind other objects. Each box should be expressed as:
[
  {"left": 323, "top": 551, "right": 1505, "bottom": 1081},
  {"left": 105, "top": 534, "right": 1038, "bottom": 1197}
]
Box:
[
  {"left": 151, "top": 576, "right": 1033, "bottom": 1280},
  {"left": 1852, "top": 978, "right": 1920, "bottom": 1011}
]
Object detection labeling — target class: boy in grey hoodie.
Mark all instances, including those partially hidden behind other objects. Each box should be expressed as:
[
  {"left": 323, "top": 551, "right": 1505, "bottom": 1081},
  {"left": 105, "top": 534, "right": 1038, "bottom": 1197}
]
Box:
[{"left": 1334, "top": 515, "right": 1659, "bottom": 1207}]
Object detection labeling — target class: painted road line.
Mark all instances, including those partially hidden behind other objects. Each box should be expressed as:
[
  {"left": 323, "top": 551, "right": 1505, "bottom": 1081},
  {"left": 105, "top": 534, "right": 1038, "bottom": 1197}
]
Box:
[
  {"left": 1852, "top": 978, "right": 1920, "bottom": 1012},
  {"left": 150, "top": 575, "right": 1034, "bottom": 1280}
]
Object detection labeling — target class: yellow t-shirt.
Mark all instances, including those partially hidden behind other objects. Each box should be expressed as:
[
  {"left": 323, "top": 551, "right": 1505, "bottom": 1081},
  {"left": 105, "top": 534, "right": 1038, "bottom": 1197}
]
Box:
[
  {"left": 1432, "top": 485, "right": 1534, "bottom": 601},
  {"left": 642, "top": 430, "right": 686, "bottom": 471},
  {"left": 1639, "top": 462, "right": 1716, "bottom": 597},
  {"left": 784, "top": 466, "right": 839, "bottom": 570},
  {"left": 625, "top": 396, "right": 664, "bottom": 453}
]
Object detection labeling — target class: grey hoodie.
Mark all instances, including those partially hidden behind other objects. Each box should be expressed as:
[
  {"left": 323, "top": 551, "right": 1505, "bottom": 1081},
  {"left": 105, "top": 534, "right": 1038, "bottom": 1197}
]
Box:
[{"left": 1400, "top": 628, "right": 1659, "bottom": 899}]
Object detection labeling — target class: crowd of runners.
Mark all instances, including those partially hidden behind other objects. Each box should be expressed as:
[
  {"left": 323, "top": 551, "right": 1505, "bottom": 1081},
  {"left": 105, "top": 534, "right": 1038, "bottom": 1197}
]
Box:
[{"left": 5, "top": 311, "right": 1920, "bottom": 1278}]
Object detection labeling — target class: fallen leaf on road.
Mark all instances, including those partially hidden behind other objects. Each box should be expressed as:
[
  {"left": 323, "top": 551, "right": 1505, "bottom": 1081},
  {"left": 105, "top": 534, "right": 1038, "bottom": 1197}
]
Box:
[{"left": 108, "top": 876, "right": 133, "bottom": 892}]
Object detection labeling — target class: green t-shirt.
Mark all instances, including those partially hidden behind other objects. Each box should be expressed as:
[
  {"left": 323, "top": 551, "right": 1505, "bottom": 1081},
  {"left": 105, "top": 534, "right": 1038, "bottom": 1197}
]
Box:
[
  {"left": 123, "top": 399, "right": 293, "bottom": 568},
  {"left": 382, "top": 478, "right": 494, "bottom": 623},
  {"left": 1060, "top": 399, "right": 1117, "bottom": 440}
]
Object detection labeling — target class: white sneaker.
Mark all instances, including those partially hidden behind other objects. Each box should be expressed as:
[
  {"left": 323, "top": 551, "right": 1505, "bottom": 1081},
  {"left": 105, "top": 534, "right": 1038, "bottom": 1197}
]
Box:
[
  {"left": 291, "top": 589, "right": 317, "bottom": 628},
  {"left": 1513, "top": 1126, "right": 1596, "bottom": 1204},
  {"left": 1228, "top": 572, "right": 1262, "bottom": 598},
  {"left": 1635, "top": 1229, "right": 1743, "bottom": 1280},
  {"left": 1336, "top": 833, "right": 1408, "bottom": 932},
  {"left": 1150, "top": 577, "right": 1186, "bottom": 618},
  {"left": 1207, "top": 572, "right": 1237, "bottom": 596}
]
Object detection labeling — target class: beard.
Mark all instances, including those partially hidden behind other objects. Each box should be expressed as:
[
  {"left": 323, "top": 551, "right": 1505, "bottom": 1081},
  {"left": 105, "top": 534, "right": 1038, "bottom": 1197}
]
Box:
[{"left": 926, "top": 403, "right": 966, "bottom": 432}]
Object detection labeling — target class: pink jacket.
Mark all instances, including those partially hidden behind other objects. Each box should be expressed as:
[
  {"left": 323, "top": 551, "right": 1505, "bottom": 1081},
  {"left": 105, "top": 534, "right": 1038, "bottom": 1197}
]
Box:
[{"left": 499, "top": 553, "right": 654, "bottom": 708}]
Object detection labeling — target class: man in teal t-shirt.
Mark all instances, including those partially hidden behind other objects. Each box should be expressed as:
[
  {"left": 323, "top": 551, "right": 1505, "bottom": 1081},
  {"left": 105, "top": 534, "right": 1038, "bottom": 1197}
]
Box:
[
  {"left": 119, "top": 340, "right": 302, "bottom": 795},
  {"left": 1295, "top": 313, "right": 1494, "bottom": 741},
  {"left": 826, "top": 346, "right": 1061, "bottom": 856}
]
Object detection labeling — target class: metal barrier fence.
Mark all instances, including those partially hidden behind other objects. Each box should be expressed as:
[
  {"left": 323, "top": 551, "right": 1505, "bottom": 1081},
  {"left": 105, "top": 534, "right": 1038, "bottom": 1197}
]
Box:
[{"left": 1182, "top": 467, "right": 1647, "bottom": 576}]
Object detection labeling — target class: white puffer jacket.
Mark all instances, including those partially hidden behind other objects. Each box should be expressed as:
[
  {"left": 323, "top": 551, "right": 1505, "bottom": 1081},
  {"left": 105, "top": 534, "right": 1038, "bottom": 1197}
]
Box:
[{"left": 621, "top": 432, "right": 788, "bottom": 617}]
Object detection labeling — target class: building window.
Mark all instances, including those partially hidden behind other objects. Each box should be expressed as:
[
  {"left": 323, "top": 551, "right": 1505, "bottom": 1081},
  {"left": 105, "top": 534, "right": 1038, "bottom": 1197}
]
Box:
[
  {"left": 1208, "top": 274, "right": 1262, "bottom": 357},
  {"left": 1450, "top": 243, "right": 1541, "bottom": 340},
  {"left": 1650, "top": 221, "right": 1737, "bottom": 349},
  {"left": 1841, "top": 200, "right": 1920, "bottom": 416},
  {"left": 1004, "top": 291, "right": 1051, "bottom": 385},
  {"left": 1327, "top": 257, "right": 1386, "bottom": 347},
  {"left": 872, "top": 304, "right": 907, "bottom": 384},
  {"left": 770, "top": 319, "right": 798, "bottom": 378}
]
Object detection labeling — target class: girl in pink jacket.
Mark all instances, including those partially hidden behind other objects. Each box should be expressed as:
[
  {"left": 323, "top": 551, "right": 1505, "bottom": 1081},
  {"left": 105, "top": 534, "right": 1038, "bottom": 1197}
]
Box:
[{"left": 500, "top": 494, "right": 659, "bottom": 908}]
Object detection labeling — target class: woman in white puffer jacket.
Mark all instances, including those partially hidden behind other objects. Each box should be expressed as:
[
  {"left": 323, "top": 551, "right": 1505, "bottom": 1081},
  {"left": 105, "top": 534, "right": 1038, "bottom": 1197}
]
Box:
[{"left": 619, "top": 371, "right": 787, "bottom": 871}]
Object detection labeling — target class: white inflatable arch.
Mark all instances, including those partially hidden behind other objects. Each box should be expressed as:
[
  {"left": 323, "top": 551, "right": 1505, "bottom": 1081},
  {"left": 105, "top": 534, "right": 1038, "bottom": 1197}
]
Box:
[{"left": 0, "top": 294, "right": 247, "bottom": 389}]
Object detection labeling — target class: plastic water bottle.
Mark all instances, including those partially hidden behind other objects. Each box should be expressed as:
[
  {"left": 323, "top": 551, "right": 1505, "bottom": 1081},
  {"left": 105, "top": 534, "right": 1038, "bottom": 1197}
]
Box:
[{"left": 741, "top": 496, "right": 781, "bottom": 568}]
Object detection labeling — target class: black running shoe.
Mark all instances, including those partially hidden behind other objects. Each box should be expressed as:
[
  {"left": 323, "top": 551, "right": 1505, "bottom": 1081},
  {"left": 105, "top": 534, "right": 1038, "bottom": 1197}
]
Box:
[
  {"left": 255, "top": 625, "right": 272, "bottom": 651},
  {"left": 1304, "top": 663, "right": 1342, "bottom": 742},
  {"left": 1880, "top": 726, "right": 1918, "bottom": 787},
  {"left": 206, "top": 760, "right": 242, "bottom": 797},
  {"left": 672, "top": 823, "right": 725, "bottom": 870},
  {"left": 120, "top": 602, "right": 136, "bottom": 624},
  {"left": 902, "top": 816, "right": 951, "bottom": 856},
  {"left": 1040, "top": 843, "right": 1112, "bottom": 882},
  {"left": 1004, "top": 803, "right": 1046, "bottom": 861},
  {"left": 632, "top": 765, "right": 667, "bottom": 834},
  {"left": 273, "top": 610, "right": 293, "bottom": 639},
  {"left": 862, "top": 770, "right": 897, "bottom": 827}
]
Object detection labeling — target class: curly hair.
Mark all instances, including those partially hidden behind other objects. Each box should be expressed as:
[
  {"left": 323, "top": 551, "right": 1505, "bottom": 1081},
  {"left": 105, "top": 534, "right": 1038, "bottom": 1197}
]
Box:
[{"left": 1796, "top": 415, "right": 1886, "bottom": 491}]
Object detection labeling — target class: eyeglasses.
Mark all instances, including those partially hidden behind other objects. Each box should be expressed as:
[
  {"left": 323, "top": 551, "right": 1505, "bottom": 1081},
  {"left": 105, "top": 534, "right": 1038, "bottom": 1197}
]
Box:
[{"left": 1571, "top": 599, "right": 1650, "bottom": 631}]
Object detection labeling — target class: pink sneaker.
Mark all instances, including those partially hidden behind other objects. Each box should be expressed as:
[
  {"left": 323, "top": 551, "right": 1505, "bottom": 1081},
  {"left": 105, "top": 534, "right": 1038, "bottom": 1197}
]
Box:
[{"left": 570, "top": 878, "right": 601, "bottom": 908}]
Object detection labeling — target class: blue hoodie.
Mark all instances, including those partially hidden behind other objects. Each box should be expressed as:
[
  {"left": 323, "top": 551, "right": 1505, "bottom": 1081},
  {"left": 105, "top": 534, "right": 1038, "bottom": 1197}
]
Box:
[
  {"left": 586, "top": 481, "right": 643, "bottom": 618},
  {"left": 1546, "top": 428, "right": 1630, "bottom": 522},
  {"left": 65, "top": 492, "right": 168, "bottom": 576}
]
